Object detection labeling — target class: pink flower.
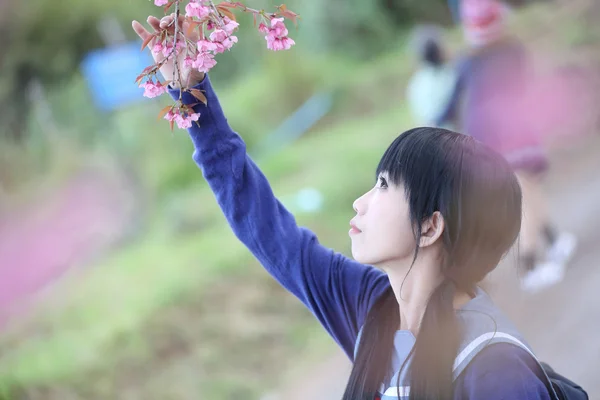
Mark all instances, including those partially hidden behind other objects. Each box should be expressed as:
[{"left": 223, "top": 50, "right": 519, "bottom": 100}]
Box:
[
  {"left": 164, "top": 110, "right": 177, "bottom": 123},
  {"left": 220, "top": 35, "right": 238, "bottom": 51},
  {"left": 185, "top": 1, "right": 211, "bottom": 19},
  {"left": 154, "top": 0, "right": 168, "bottom": 6},
  {"left": 152, "top": 42, "right": 164, "bottom": 55},
  {"left": 222, "top": 17, "right": 240, "bottom": 35},
  {"left": 206, "top": 21, "right": 215, "bottom": 31},
  {"left": 269, "top": 17, "right": 289, "bottom": 37},
  {"left": 210, "top": 29, "right": 238, "bottom": 53},
  {"left": 197, "top": 39, "right": 218, "bottom": 53},
  {"left": 209, "top": 29, "right": 238, "bottom": 53},
  {"left": 209, "top": 29, "right": 228, "bottom": 43},
  {"left": 141, "top": 81, "right": 166, "bottom": 98},
  {"left": 161, "top": 39, "right": 185, "bottom": 58},
  {"left": 183, "top": 56, "right": 195, "bottom": 68},
  {"left": 162, "top": 41, "right": 173, "bottom": 57},
  {"left": 175, "top": 112, "right": 201, "bottom": 129},
  {"left": 165, "top": 110, "right": 200, "bottom": 129},
  {"left": 266, "top": 36, "right": 295, "bottom": 51},
  {"left": 193, "top": 39, "right": 218, "bottom": 71},
  {"left": 192, "top": 52, "right": 217, "bottom": 73},
  {"left": 260, "top": 17, "right": 295, "bottom": 51}
]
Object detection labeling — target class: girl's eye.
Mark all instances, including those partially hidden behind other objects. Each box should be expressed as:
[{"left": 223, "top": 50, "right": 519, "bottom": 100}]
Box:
[{"left": 378, "top": 176, "right": 388, "bottom": 189}]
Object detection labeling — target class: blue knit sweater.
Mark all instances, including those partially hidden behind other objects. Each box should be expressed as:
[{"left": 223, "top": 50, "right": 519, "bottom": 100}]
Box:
[{"left": 168, "top": 75, "right": 550, "bottom": 399}]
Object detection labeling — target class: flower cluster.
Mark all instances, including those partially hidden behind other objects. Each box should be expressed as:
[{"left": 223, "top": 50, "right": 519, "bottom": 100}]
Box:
[
  {"left": 136, "top": 0, "right": 299, "bottom": 129},
  {"left": 258, "top": 17, "right": 295, "bottom": 51}
]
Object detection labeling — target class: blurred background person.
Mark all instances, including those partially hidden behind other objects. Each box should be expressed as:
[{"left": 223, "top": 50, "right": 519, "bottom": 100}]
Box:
[
  {"left": 406, "top": 25, "right": 459, "bottom": 129},
  {"left": 435, "top": 0, "right": 577, "bottom": 293}
]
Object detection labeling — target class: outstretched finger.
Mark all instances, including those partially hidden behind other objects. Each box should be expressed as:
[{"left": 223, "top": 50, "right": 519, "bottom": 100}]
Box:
[
  {"left": 147, "top": 16, "right": 161, "bottom": 32},
  {"left": 132, "top": 20, "right": 152, "bottom": 43}
]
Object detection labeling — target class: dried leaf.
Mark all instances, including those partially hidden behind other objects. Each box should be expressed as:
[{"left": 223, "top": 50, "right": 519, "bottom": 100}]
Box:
[
  {"left": 141, "top": 33, "right": 156, "bottom": 51},
  {"left": 186, "top": 20, "right": 201, "bottom": 37},
  {"left": 218, "top": 2, "right": 238, "bottom": 9},
  {"left": 163, "top": 1, "right": 175, "bottom": 13},
  {"left": 157, "top": 105, "right": 173, "bottom": 121},
  {"left": 280, "top": 10, "right": 299, "bottom": 25},
  {"left": 135, "top": 66, "right": 156, "bottom": 83},
  {"left": 189, "top": 89, "right": 208, "bottom": 105},
  {"left": 217, "top": 5, "right": 237, "bottom": 21}
]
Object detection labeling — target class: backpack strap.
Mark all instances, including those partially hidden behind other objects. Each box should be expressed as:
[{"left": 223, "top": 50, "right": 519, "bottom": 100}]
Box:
[
  {"left": 453, "top": 331, "right": 560, "bottom": 400},
  {"left": 353, "top": 326, "right": 363, "bottom": 360}
]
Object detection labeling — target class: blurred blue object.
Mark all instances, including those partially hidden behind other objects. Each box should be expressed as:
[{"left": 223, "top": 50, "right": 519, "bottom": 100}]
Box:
[
  {"left": 280, "top": 187, "right": 324, "bottom": 215},
  {"left": 251, "top": 91, "right": 333, "bottom": 159},
  {"left": 449, "top": 0, "right": 461, "bottom": 23},
  {"left": 81, "top": 41, "right": 154, "bottom": 112}
]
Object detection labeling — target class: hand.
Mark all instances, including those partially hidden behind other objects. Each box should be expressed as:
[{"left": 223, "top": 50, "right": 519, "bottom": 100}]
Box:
[{"left": 132, "top": 14, "right": 205, "bottom": 88}]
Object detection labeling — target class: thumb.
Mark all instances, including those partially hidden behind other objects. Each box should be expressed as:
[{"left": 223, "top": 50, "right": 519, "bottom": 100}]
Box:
[{"left": 159, "top": 13, "right": 186, "bottom": 33}]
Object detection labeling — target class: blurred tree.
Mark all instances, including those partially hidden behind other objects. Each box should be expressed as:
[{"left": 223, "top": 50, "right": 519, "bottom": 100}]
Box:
[
  {"left": 316, "top": 0, "right": 453, "bottom": 57},
  {"left": 380, "top": 0, "right": 454, "bottom": 27},
  {"left": 0, "top": 0, "right": 455, "bottom": 142},
  {"left": 0, "top": 0, "right": 155, "bottom": 141}
]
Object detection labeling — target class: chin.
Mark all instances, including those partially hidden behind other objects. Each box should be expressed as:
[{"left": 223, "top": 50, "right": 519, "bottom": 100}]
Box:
[
  {"left": 351, "top": 249, "right": 366, "bottom": 264},
  {"left": 351, "top": 249, "right": 380, "bottom": 267},
  {"left": 352, "top": 241, "right": 393, "bottom": 267}
]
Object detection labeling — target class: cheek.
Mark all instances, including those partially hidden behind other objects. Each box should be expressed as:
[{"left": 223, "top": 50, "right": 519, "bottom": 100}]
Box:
[
  {"left": 352, "top": 204, "right": 415, "bottom": 264},
  {"left": 379, "top": 215, "right": 415, "bottom": 258}
]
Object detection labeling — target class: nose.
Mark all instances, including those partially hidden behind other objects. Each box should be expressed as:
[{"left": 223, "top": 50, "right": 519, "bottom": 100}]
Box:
[{"left": 353, "top": 191, "right": 369, "bottom": 216}]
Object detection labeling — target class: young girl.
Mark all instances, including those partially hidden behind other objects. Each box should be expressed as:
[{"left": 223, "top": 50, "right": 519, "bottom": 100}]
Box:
[
  {"left": 435, "top": 0, "right": 576, "bottom": 293},
  {"left": 133, "top": 14, "right": 558, "bottom": 400}
]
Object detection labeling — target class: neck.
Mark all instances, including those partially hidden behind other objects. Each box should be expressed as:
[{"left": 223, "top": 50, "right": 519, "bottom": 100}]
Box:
[{"left": 384, "top": 253, "right": 472, "bottom": 334}]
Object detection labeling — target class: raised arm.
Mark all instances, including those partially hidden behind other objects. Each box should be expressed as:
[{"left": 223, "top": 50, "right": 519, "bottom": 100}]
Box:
[
  {"left": 169, "top": 75, "right": 389, "bottom": 358},
  {"left": 132, "top": 13, "right": 390, "bottom": 357}
]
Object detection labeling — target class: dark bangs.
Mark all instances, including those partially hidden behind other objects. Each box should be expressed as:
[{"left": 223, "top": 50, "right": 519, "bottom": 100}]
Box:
[{"left": 376, "top": 127, "right": 462, "bottom": 219}]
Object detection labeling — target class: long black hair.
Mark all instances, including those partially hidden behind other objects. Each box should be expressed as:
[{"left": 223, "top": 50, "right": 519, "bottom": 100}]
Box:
[{"left": 341, "top": 127, "right": 522, "bottom": 400}]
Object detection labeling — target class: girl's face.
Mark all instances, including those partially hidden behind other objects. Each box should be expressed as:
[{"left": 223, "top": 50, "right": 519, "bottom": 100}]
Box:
[{"left": 349, "top": 173, "right": 417, "bottom": 268}]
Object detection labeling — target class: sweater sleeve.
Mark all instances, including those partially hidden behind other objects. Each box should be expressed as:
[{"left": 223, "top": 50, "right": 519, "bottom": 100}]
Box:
[
  {"left": 455, "top": 343, "right": 552, "bottom": 400},
  {"left": 168, "top": 75, "right": 390, "bottom": 359}
]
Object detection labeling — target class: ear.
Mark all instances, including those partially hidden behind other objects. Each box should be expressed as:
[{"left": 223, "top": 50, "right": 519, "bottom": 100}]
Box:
[{"left": 419, "top": 211, "right": 445, "bottom": 248}]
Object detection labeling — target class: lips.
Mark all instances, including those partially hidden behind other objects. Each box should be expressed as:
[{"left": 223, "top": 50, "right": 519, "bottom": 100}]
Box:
[{"left": 349, "top": 220, "right": 362, "bottom": 235}]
